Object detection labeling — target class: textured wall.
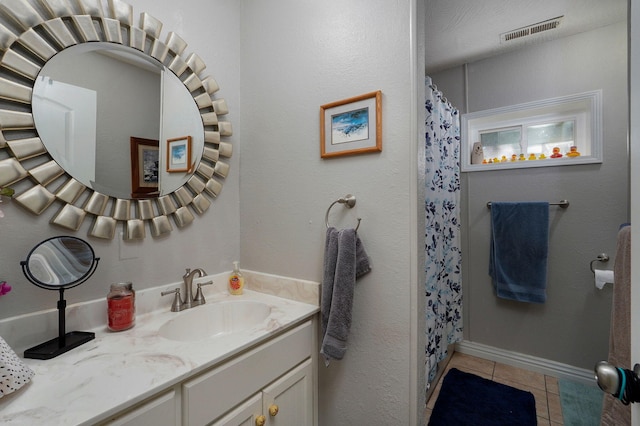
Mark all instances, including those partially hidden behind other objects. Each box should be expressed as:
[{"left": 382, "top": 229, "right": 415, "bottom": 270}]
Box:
[
  {"left": 239, "top": 0, "right": 422, "bottom": 424},
  {"left": 432, "top": 22, "right": 628, "bottom": 369}
]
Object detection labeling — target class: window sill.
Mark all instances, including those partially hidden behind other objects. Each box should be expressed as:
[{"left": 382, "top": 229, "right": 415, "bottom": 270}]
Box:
[{"left": 462, "top": 155, "right": 602, "bottom": 172}]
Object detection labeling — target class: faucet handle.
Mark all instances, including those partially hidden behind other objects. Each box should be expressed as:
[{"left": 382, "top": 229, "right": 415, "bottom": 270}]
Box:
[
  {"left": 161, "top": 288, "right": 185, "bottom": 312},
  {"left": 193, "top": 281, "right": 214, "bottom": 306}
]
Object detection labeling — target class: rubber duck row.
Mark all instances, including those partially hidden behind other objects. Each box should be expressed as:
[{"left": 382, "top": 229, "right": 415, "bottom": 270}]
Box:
[{"left": 482, "top": 146, "right": 581, "bottom": 164}]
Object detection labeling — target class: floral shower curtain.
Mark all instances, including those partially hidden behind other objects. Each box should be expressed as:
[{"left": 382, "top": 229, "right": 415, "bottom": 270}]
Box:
[{"left": 424, "top": 76, "right": 463, "bottom": 386}]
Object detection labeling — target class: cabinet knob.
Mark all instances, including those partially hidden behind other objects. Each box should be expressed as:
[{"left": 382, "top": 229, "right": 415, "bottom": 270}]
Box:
[
  {"left": 269, "top": 404, "right": 279, "bottom": 416},
  {"left": 255, "top": 415, "right": 266, "bottom": 426}
]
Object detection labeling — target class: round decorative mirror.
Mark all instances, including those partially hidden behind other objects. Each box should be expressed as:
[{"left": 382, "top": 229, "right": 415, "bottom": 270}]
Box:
[
  {"left": 20, "top": 236, "right": 99, "bottom": 359},
  {"left": 0, "top": 0, "right": 233, "bottom": 240}
]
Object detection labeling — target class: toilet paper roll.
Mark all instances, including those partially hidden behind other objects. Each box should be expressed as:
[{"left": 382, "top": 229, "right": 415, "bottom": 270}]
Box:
[{"left": 594, "top": 269, "right": 615, "bottom": 290}]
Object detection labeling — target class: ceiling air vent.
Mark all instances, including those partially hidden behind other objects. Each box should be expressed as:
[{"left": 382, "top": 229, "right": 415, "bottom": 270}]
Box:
[{"left": 500, "top": 16, "right": 564, "bottom": 43}]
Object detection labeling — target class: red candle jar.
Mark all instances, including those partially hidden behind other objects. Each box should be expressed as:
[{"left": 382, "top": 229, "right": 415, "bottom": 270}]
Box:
[{"left": 107, "top": 282, "right": 135, "bottom": 331}]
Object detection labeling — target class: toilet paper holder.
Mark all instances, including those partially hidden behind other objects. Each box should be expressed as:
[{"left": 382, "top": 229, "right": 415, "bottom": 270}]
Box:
[{"left": 590, "top": 253, "right": 610, "bottom": 274}]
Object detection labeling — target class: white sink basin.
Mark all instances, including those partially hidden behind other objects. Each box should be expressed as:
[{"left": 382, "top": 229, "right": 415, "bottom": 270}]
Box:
[{"left": 158, "top": 300, "right": 272, "bottom": 341}]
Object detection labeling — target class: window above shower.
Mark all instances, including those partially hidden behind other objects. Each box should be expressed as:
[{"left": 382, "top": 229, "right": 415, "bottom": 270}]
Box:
[{"left": 461, "top": 90, "right": 602, "bottom": 172}]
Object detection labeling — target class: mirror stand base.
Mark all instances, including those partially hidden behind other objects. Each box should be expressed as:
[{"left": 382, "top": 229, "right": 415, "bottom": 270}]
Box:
[{"left": 24, "top": 331, "right": 95, "bottom": 360}]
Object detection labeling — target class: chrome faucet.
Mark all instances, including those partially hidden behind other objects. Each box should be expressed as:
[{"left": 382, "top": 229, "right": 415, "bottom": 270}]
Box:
[
  {"left": 161, "top": 268, "right": 213, "bottom": 312},
  {"left": 182, "top": 268, "right": 207, "bottom": 309}
]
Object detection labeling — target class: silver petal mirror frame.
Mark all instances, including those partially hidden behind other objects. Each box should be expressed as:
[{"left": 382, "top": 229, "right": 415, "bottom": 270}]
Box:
[{"left": 0, "top": 0, "right": 233, "bottom": 240}]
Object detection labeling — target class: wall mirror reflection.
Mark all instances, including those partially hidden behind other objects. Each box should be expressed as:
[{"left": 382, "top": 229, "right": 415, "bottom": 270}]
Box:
[{"left": 32, "top": 43, "right": 204, "bottom": 199}]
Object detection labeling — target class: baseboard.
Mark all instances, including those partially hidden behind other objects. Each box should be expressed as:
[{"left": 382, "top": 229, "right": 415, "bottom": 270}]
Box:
[{"left": 455, "top": 340, "right": 597, "bottom": 387}]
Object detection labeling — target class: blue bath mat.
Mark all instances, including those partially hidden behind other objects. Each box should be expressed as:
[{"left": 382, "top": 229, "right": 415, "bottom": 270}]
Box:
[
  {"left": 558, "top": 379, "right": 603, "bottom": 426},
  {"left": 429, "top": 368, "right": 536, "bottom": 426}
]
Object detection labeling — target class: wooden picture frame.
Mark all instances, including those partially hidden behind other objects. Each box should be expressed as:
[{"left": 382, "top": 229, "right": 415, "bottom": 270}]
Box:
[
  {"left": 320, "top": 90, "right": 382, "bottom": 158},
  {"left": 166, "top": 136, "right": 192, "bottom": 173},
  {"left": 130, "top": 137, "right": 159, "bottom": 198}
]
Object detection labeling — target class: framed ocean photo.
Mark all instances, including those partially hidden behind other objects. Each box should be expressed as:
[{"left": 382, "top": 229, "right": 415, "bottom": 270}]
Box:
[
  {"left": 320, "top": 91, "right": 382, "bottom": 158},
  {"left": 166, "top": 135, "right": 192, "bottom": 173}
]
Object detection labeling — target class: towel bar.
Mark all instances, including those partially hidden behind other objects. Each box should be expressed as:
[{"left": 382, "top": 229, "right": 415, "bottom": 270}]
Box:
[
  {"left": 486, "top": 200, "right": 570, "bottom": 209},
  {"left": 325, "top": 194, "right": 361, "bottom": 231}
]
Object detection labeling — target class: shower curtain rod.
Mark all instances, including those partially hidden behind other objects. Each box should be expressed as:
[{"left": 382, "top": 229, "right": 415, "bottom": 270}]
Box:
[{"left": 486, "top": 200, "right": 570, "bottom": 209}]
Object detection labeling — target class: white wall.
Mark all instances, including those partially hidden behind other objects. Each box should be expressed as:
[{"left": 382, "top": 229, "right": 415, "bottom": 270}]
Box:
[
  {"left": 0, "top": 0, "right": 241, "bottom": 319},
  {"left": 239, "top": 0, "right": 423, "bottom": 424}
]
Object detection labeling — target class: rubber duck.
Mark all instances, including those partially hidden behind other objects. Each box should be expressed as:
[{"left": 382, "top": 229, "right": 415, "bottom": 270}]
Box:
[
  {"left": 567, "top": 146, "right": 581, "bottom": 157},
  {"left": 482, "top": 158, "right": 488, "bottom": 164},
  {"left": 550, "top": 147, "right": 563, "bottom": 158},
  {"left": 528, "top": 153, "right": 537, "bottom": 160},
  {"left": 511, "top": 154, "right": 517, "bottom": 162},
  {"left": 518, "top": 154, "right": 526, "bottom": 161},
  {"left": 500, "top": 155, "right": 508, "bottom": 162},
  {"left": 487, "top": 158, "right": 493, "bottom": 163},
  {"left": 538, "top": 153, "right": 547, "bottom": 160}
]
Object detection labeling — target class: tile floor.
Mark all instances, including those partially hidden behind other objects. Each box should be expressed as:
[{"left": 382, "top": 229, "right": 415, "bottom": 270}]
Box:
[{"left": 425, "top": 352, "right": 564, "bottom": 425}]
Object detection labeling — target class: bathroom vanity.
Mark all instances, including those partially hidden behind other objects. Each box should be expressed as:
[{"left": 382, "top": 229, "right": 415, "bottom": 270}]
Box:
[
  {"left": 0, "top": 271, "right": 320, "bottom": 426},
  {"left": 103, "top": 321, "right": 314, "bottom": 426}
]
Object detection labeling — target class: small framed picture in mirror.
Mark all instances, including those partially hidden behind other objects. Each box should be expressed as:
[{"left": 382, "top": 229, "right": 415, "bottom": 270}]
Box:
[
  {"left": 167, "top": 136, "right": 192, "bottom": 173},
  {"left": 130, "top": 137, "right": 159, "bottom": 198}
]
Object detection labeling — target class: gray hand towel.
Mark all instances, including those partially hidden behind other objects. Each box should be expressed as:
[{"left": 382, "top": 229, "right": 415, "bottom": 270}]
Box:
[
  {"left": 321, "top": 227, "right": 340, "bottom": 344},
  {"left": 355, "top": 235, "right": 372, "bottom": 278},
  {"left": 321, "top": 227, "right": 371, "bottom": 365}
]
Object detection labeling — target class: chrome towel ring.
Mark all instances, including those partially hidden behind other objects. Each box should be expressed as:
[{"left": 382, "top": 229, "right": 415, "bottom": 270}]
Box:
[{"left": 325, "top": 194, "right": 361, "bottom": 231}]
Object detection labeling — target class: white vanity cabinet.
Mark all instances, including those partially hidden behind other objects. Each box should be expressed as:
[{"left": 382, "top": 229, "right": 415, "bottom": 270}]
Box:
[
  {"left": 212, "top": 359, "right": 313, "bottom": 426},
  {"left": 183, "top": 321, "right": 314, "bottom": 425},
  {"left": 101, "top": 320, "right": 316, "bottom": 426},
  {"left": 100, "top": 390, "right": 180, "bottom": 426}
]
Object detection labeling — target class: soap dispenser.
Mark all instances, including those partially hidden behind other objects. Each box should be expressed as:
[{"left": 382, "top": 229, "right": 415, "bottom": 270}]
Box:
[{"left": 228, "top": 261, "right": 245, "bottom": 295}]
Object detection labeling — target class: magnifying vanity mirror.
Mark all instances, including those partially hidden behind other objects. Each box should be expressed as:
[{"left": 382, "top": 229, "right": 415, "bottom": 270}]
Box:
[
  {"left": 0, "top": 0, "right": 233, "bottom": 240},
  {"left": 21, "top": 236, "right": 99, "bottom": 359}
]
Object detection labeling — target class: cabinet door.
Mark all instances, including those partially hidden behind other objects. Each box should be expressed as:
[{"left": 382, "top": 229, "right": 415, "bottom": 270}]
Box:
[
  {"left": 262, "top": 359, "right": 313, "bottom": 426},
  {"left": 103, "top": 390, "right": 178, "bottom": 426},
  {"left": 184, "top": 322, "right": 312, "bottom": 426},
  {"left": 210, "top": 393, "right": 262, "bottom": 426}
]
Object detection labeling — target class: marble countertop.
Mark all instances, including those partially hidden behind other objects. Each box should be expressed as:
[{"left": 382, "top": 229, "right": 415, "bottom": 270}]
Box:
[{"left": 0, "top": 271, "right": 319, "bottom": 425}]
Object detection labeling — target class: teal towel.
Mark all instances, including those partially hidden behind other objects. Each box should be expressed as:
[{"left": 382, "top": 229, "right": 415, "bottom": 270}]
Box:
[{"left": 489, "top": 202, "right": 549, "bottom": 303}]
